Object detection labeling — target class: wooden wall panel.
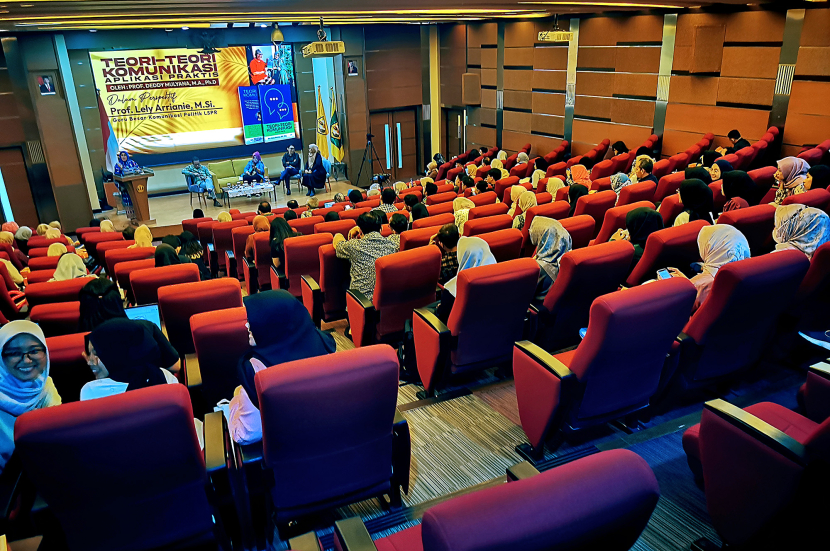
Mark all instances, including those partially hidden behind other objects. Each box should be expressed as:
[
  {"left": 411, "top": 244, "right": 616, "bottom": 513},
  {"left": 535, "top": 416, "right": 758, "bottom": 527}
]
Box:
[
  {"left": 531, "top": 71, "right": 566, "bottom": 92},
  {"left": 503, "top": 110, "right": 532, "bottom": 133},
  {"left": 789, "top": 81, "right": 830, "bottom": 118},
  {"left": 723, "top": 10, "right": 785, "bottom": 43},
  {"left": 611, "top": 99, "right": 655, "bottom": 127},
  {"left": 365, "top": 25, "right": 422, "bottom": 111},
  {"left": 466, "top": 124, "right": 497, "bottom": 149},
  {"left": 481, "top": 48, "right": 498, "bottom": 69},
  {"left": 668, "top": 75, "right": 719, "bottom": 106},
  {"left": 578, "top": 47, "right": 615, "bottom": 70},
  {"left": 505, "top": 47, "right": 534, "bottom": 67},
  {"left": 795, "top": 47, "right": 830, "bottom": 77},
  {"left": 440, "top": 24, "right": 466, "bottom": 107},
  {"left": 575, "top": 72, "right": 615, "bottom": 97},
  {"left": 716, "top": 78, "right": 775, "bottom": 107},
  {"left": 782, "top": 113, "right": 830, "bottom": 149},
  {"left": 532, "top": 92, "right": 565, "bottom": 116},
  {"left": 532, "top": 114, "right": 564, "bottom": 136},
  {"left": 480, "top": 68, "right": 497, "bottom": 87},
  {"left": 481, "top": 88, "right": 497, "bottom": 109},
  {"left": 504, "top": 90, "right": 532, "bottom": 110},
  {"left": 801, "top": 9, "right": 830, "bottom": 47},
  {"left": 720, "top": 47, "right": 780, "bottom": 79},
  {"left": 533, "top": 47, "right": 568, "bottom": 70},
  {"left": 615, "top": 46, "right": 661, "bottom": 73},
  {"left": 468, "top": 23, "right": 497, "bottom": 47},
  {"left": 504, "top": 69, "right": 532, "bottom": 92},
  {"left": 575, "top": 96, "right": 612, "bottom": 120},
  {"left": 504, "top": 21, "right": 536, "bottom": 48},
  {"left": 574, "top": 120, "right": 653, "bottom": 151},
  {"left": 665, "top": 104, "right": 770, "bottom": 139}
]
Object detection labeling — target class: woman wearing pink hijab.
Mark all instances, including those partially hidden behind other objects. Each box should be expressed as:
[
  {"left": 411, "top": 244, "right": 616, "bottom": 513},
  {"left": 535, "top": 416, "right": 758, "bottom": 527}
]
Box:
[{"left": 773, "top": 157, "right": 809, "bottom": 205}]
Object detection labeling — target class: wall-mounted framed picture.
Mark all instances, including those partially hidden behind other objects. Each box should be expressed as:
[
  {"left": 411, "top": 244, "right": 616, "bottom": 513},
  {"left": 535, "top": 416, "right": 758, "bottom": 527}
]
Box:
[
  {"left": 347, "top": 59, "right": 359, "bottom": 77},
  {"left": 36, "top": 73, "right": 58, "bottom": 96}
]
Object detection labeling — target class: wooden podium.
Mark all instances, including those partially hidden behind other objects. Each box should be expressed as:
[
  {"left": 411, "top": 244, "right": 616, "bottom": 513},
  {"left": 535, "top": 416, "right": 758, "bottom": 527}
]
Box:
[{"left": 114, "top": 170, "right": 155, "bottom": 225}]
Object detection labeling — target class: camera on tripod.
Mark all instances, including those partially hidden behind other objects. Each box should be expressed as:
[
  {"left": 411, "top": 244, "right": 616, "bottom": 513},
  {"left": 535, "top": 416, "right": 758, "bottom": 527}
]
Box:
[{"left": 366, "top": 133, "right": 374, "bottom": 140}]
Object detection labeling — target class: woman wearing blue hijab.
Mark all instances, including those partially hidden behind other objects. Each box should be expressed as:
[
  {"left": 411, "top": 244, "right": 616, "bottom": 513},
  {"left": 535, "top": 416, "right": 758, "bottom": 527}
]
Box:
[{"left": 113, "top": 151, "right": 140, "bottom": 221}]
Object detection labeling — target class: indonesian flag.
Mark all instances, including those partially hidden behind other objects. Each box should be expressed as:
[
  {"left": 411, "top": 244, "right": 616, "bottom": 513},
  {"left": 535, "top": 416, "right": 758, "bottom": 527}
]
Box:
[{"left": 97, "top": 91, "right": 120, "bottom": 173}]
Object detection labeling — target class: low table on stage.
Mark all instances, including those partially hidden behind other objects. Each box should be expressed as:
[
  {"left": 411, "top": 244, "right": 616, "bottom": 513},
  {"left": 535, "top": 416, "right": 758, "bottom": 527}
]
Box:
[
  {"left": 222, "top": 179, "right": 275, "bottom": 208},
  {"left": 114, "top": 170, "right": 155, "bottom": 225}
]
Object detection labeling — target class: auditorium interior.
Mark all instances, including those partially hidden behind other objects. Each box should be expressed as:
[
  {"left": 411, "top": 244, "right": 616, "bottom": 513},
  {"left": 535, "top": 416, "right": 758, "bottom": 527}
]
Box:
[{"left": 1, "top": 1, "right": 830, "bottom": 550}]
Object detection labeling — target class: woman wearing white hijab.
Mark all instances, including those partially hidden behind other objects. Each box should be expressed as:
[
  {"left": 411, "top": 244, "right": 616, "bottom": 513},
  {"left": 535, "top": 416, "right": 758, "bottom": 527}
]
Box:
[
  {"left": 667, "top": 224, "right": 750, "bottom": 312},
  {"left": 773, "top": 204, "right": 830, "bottom": 259},
  {"left": 436, "top": 237, "right": 497, "bottom": 322},
  {"left": 497, "top": 150, "right": 508, "bottom": 162},
  {"left": 49, "top": 253, "right": 89, "bottom": 282},
  {"left": 452, "top": 197, "right": 475, "bottom": 235},
  {"left": 529, "top": 216, "right": 572, "bottom": 305},
  {"left": 517, "top": 152, "right": 529, "bottom": 165},
  {"left": 512, "top": 191, "right": 538, "bottom": 231},
  {"left": 0, "top": 321, "right": 61, "bottom": 472}
]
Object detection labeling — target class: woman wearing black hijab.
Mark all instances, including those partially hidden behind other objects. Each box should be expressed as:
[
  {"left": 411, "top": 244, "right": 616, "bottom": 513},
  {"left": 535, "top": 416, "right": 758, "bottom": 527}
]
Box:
[
  {"left": 228, "top": 290, "right": 337, "bottom": 444},
  {"left": 154, "top": 244, "right": 181, "bottom": 267},
  {"left": 806, "top": 165, "right": 830, "bottom": 191},
  {"left": 675, "top": 179, "right": 714, "bottom": 226},
  {"left": 410, "top": 203, "right": 429, "bottom": 228},
  {"left": 568, "top": 184, "right": 589, "bottom": 217},
  {"left": 625, "top": 207, "right": 664, "bottom": 273},
  {"left": 685, "top": 166, "right": 712, "bottom": 185},
  {"left": 178, "top": 231, "right": 210, "bottom": 279},
  {"left": 721, "top": 171, "right": 757, "bottom": 213},
  {"left": 78, "top": 278, "right": 127, "bottom": 331},
  {"left": 709, "top": 158, "right": 734, "bottom": 181},
  {"left": 701, "top": 150, "right": 722, "bottom": 168},
  {"left": 270, "top": 217, "right": 301, "bottom": 269}
]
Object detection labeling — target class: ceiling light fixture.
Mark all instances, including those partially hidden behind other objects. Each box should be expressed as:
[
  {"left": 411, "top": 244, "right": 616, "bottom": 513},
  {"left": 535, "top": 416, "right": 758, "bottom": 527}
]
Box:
[
  {"left": 89, "top": 29, "right": 96, "bottom": 32},
  {"left": 181, "top": 26, "right": 189, "bottom": 30},
  {"left": 517, "top": 1, "right": 685, "bottom": 7}
]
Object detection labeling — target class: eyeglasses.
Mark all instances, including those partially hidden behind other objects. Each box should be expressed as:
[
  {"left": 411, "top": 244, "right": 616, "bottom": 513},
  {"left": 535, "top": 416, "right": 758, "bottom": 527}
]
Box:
[{"left": 2, "top": 348, "right": 46, "bottom": 364}]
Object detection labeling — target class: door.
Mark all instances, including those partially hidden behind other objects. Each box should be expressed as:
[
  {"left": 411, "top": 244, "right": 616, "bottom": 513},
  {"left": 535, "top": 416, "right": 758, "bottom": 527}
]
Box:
[
  {"left": 445, "top": 108, "right": 464, "bottom": 161},
  {"left": 369, "top": 109, "right": 419, "bottom": 182}
]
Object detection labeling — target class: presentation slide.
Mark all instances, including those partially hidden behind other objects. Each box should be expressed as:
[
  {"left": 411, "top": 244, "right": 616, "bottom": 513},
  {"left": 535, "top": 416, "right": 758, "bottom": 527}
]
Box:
[{"left": 90, "top": 45, "right": 299, "bottom": 157}]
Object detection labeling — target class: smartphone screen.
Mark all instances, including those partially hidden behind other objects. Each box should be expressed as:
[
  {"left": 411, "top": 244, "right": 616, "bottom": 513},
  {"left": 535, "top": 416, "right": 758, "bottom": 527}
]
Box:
[{"left": 656, "top": 268, "right": 671, "bottom": 280}]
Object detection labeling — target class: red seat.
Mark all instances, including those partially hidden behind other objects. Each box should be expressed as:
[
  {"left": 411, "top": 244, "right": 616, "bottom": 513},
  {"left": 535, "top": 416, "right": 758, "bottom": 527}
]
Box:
[
  {"left": 734, "top": 146, "right": 754, "bottom": 170},
  {"left": 555, "top": 186, "right": 570, "bottom": 202},
  {"left": 573, "top": 190, "right": 617, "bottom": 237},
  {"left": 347, "top": 247, "right": 441, "bottom": 347},
  {"left": 29, "top": 302, "right": 81, "bottom": 338},
  {"left": 664, "top": 250, "right": 810, "bottom": 394},
  {"left": 412, "top": 213, "right": 454, "bottom": 229},
  {"left": 589, "top": 159, "right": 614, "bottom": 181},
  {"left": 469, "top": 191, "right": 498, "bottom": 206},
  {"left": 113, "top": 259, "right": 154, "bottom": 300},
  {"left": 436, "top": 161, "right": 452, "bottom": 181},
  {"left": 462, "top": 214, "right": 512, "bottom": 237},
  {"left": 468, "top": 202, "right": 509, "bottom": 220},
  {"left": 782, "top": 188, "right": 830, "bottom": 211},
  {"left": 494, "top": 176, "right": 520, "bottom": 202},
  {"left": 27, "top": 256, "right": 60, "bottom": 271},
  {"left": 509, "top": 162, "right": 528, "bottom": 178},
  {"left": 478, "top": 228, "right": 523, "bottom": 262},
  {"left": 314, "top": 219, "right": 356, "bottom": 238},
  {"left": 709, "top": 180, "right": 728, "bottom": 214},
  {"left": 211, "top": 220, "right": 248, "bottom": 273},
  {"left": 399, "top": 227, "right": 440, "bottom": 251},
  {"left": 276, "top": 233, "right": 332, "bottom": 298},
  {"left": 546, "top": 161, "right": 568, "bottom": 178},
  {"left": 625, "top": 220, "right": 709, "bottom": 286},
  {"left": 502, "top": 183, "right": 533, "bottom": 208},
  {"left": 302, "top": 244, "right": 350, "bottom": 327},
  {"left": 716, "top": 204, "right": 776, "bottom": 256},
  {"left": 566, "top": 155, "right": 583, "bottom": 168},
  {"left": 27, "top": 270, "right": 55, "bottom": 284},
  {"left": 747, "top": 166, "right": 777, "bottom": 203},
  {"left": 504, "top": 153, "right": 519, "bottom": 171},
  {"left": 243, "top": 232, "right": 272, "bottom": 294},
  {"left": 44, "top": 332, "right": 91, "bottom": 402},
  {"left": 425, "top": 191, "right": 457, "bottom": 206},
  {"left": 791, "top": 241, "right": 830, "bottom": 332},
  {"left": 658, "top": 193, "right": 684, "bottom": 226},
  {"left": 288, "top": 215, "right": 324, "bottom": 236},
  {"left": 426, "top": 201, "right": 455, "bottom": 216},
  {"left": 196, "top": 221, "right": 220, "bottom": 268},
  {"left": 535, "top": 191, "right": 553, "bottom": 205},
  {"left": 131, "top": 264, "right": 200, "bottom": 306},
  {"left": 28, "top": 236, "right": 70, "bottom": 250},
  {"left": 231, "top": 211, "right": 256, "bottom": 221},
  {"left": 228, "top": 226, "right": 256, "bottom": 279},
  {"left": 181, "top": 216, "right": 213, "bottom": 235},
  {"left": 609, "top": 153, "right": 628, "bottom": 175},
  {"left": 25, "top": 277, "right": 95, "bottom": 308},
  {"left": 414, "top": 258, "right": 539, "bottom": 393},
  {"left": 398, "top": 189, "right": 422, "bottom": 202},
  {"left": 590, "top": 176, "right": 612, "bottom": 192},
  {"left": 82, "top": 233, "right": 124, "bottom": 259},
  {"left": 560, "top": 215, "right": 596, "bottom": 249},
  {"left": 95, "top": 240, "right": 134, "bottom": 261},
  {"left": 669, "top": 152, "right": 689, "bottom": 172},
  {"left": 520, "top": 201, "right": 570, "bottom": 256},
  {"left": 798, "top": 147, "right": 823, "bottom": 165},
  {"left": 515, "top": 278, "right": 696, "bottom": 456},
  {"left": 75, "top": 227, "right": 100, "bottom": 245},
  {"left": 617, "top": 181, "right": 657, "bottom": 206},
  {"left": 533, "top": 240, "right": 635, "bottom": 351},
  {"left": 591, "top": 201, "right": 656, "bottom": 245},
  {"left": 356, "top": 197, "right": 382, "bottom": 209},
  {"left": 340, "top": 207, "right": 372, "bottom": 221},
  {"left": 651, "top": 159, "right": 672, "bottom": 179},
  {"left": 104, "top": 247, "right": 155, "bottom": 278}
]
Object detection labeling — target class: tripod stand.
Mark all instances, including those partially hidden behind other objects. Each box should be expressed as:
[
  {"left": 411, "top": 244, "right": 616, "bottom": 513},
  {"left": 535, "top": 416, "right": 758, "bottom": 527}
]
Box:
[{"left": 356, "top": 133, "right": 390, "bottom": 188}]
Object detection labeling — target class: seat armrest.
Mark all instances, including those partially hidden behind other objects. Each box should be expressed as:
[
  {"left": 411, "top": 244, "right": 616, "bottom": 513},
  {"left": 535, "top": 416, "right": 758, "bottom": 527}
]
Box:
[
  {"left": 270, "top": 264, "right": 288, "bottom": 291},
  {"left": 204, "top": 411, "right": 232, "bottom": 473},
  {"left": 808, "top": 361, "right": 830, "bottom": 380},
  {"left": 413, "top": 307, "right": 454, "bottom": 393},
  {"left": 346, "top": 289, "right": 376, "bottom": 348},
  {"left": 289, "top": 532, "right": 323, "bottom": 551},
  {"left": 514, "top": 340, "right": 574, "bottom": 380},
  {"left": 506, "top": 461, "right": 540, "bottom": 482},
  {"left": 183, "top": 353, "right": 202, "bottom": 388},
  {"left": 333, "top": 517, "right": 379, "bottom": 551},
  {"left": 392, "top": 409, "right": 411, "bottom": 494},
  {"left": 347, "top": 288, "right": 374, "bottom": 310},
  {"left": 704, "top": 399, "right": 808, "bottom": 466},
  {"left": 207, "top": 243, "right": 218, "bottom": 278},
  {"left": 301, "top": 275, "right": 323, "bottom": 328},
  {"left": 239, "top": 441, "right": 264, "bottom": 466},
  {"left": 243, "top": 257, "right": 258, "bottom": 294}
]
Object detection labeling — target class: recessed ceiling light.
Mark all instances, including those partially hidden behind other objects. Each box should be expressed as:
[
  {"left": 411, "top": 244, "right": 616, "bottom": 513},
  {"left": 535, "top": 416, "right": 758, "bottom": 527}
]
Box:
[
  {"left": 181, "top": 26, "right": 189, "bottom": 30},
  {"left": 260, "top": 23, "right": 268, "bottom": 28},
  {"left": 165, "top": 28, "right": 173, "bottom": 32},
  {"left": 89, "top": 29, "right": 97, "bottom": 32},
  {"left": 20, "top": 4, "right": 33, "bottom": 7}
]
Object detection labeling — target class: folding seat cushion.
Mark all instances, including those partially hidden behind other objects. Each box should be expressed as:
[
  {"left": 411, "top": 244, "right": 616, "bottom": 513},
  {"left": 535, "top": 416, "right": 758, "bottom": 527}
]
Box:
[
  {"left": 436, "top": 183, "right": 455, "bottom": 194},
  {"left": 288, "top": 215, "right": 324, "bottom": 237},
  {"left": 27, "top": 256, "right": 60, "bottom": 271},
  {"left": 590, "top": 160, "right": 614, "bottom": 181},
  {"left": 415, "top": 259, "right": 539, "bottom": 393},
  {"left": 573, "top": 190, "right": 617, "bottom": 237},
  {"left": 412, "top": 213, "right": 454, "bottom": 229},
  {"left": 14, "top": 385, "right": 218, "bottom": 551},
  {"left": 657, "top": 193, "right": 684, "bottom": 226},
  {"left": 625, "top": 220, "right": 709, "bottom": 286},
  {"left": 341, "top": 207, "right": 372, "bottom": 221},
  {"left": 592, "top": 201, "right": 656, "bottom": 245},
  {"left": 29, "top": 302, "right": 81, "bottom": 338},
  {"left": 181, "top": 216, "right": 213, "bottom": 236},
  {"left": 478, "top": 228, "right": 523, "bottom": 263},
  {"left": 45, "top": 331, "right": 93, "bottom": 402},
  {"left": 81, "top": 232, "right": 124, "bottom": 259},
  {"left": 559, "top": 215, "right": 596, "bottom": 249},
  {"left": 798, "top": 147, "right": 823, "bottom": 165},
  {"left": 244, "top": 231, "right": 273, "bottom": 292},
  {"left": 462, "top": 214, "right": 513, "bottom": 237},
  {"left": 25, "top": 277, "right": 95, "bottom": 308},
  {"left": 189, "top": 306, "right": 249, "bottom": 407},
  {"left": 590, "top": 176, "right": 613, "bottom": 192},
  {"left": 278, "top": 233, "right": 333, "bottom": 298},
  {"left": 357, "top": 197, "right": 382, "bottom": 209},
  {"left": 469, "top": 191, "right": 498, "bottom": 206},
  {"left": 515, "top": 278, "right": 697, "bottom": 454},
  {"left": 227, "top": 225, "right": 256, "bottom": 279},
  {"left": 347, "top": 247, "right": 441, "bottom": 347},
  {"left": 302, "top": 244, "right": 351, "bottom": 326},
  {"left": 468, "top": 202, "right": 509, "bottom": 221},
  {"left": 666, "top": 251, "right": 810, "bottom": 393},
  {"left": 104, "top": 246, "right": 155, "bottom": 277},
  {"left": 782, "top": 188, "right": 830, "bottom": 211},
  {"left": 314, "top": 219, "right": 356, "bottom": 238},
  {"left": 231, "top": 211, "right": 256, "bottom": 221},
  {"left": 400, "top": 227, "right": 440, "bottom": 251},
  {"left": 546, "top": 161, "right": 568, "bottom": 178},
  {"left": 211, "top": 220, "right": 248, "bottom": 272},
  {"left": 716, "top": 204, "right": 777, "bottom": 256},
  {"left": 131, "top": 264, "right": 200, "bottom": 306},
  {"left": 427, "top": 201, "right": 455, "bottom": 216},
  {"left": 494, "top": 176, "right": 520, "bottom": 201},
  {"left": 257, "top": 345, "right": 409, "bottom": 521},
  {"left": 533, "top": 240, "right": 635, "bottom": 352},
  {"left": 617, "top": 181, "right": 657, "bottom": 206}
]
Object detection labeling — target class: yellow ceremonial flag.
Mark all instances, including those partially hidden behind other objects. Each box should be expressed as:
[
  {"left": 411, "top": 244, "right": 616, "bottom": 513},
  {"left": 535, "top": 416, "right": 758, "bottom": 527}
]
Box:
[
  {"left": 329, "top": 88, "right": 344, "bottom": 162},
  {"left": 316, "top": 86, "right": 330, "bottom": 159}
]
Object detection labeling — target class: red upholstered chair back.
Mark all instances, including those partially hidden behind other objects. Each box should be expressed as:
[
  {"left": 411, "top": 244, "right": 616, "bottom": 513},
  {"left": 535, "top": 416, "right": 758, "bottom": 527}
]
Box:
[
  {"left": 520, "top": 201, "right": 570, "bottom": 256},
  {"left": 412, "top": 213, "right": 454, "bottom": 229},
  {"left": 502, "top": 183, "right": 533, "bottom": 208},
  {"left": 288, "top": 215, "right": 324, "bottom": 236},
  {"left": 446, "top": 166, "right": 463, "bottom": 182},
  {"left": 683, "top": 251, "right": 809, "bottom": 383},
  {"left": 555, "top": 186, "right": 570, "bottom": 202},
  {"left": 427, "top": 201, "right": 455, "bottom": 216},
  {"left": 340, "top": 207, "right": 371, "bottom": 221},
  {"left": 212, "top": 220, "right": 248, "bottom": 270},
  {"left": 96, "top": 240, "right": 135, "bottom": 262},
  {"left": 475, "top": 165, "right": 489, "bottom": 178},
  {"left": 314, "top": 244, "right": 350, "bottom": 321},
  {"left": 312, "top": 204, "right": 347, "bottom": 218},
  {"left": 284, "top": 233, "right": 332, "bottom": 298},
  {"left": 436, "top": 161, "right": 452, "bottom": 181},
  {"left": 158, "top": 277, "right": 242, "bottom": 355},
  {"left": 794, "top": 242, "right": 830, "bottom": 329},
  {"left": 399, "top": 188, "right": 422, "bottom": 202},
  {"left": 566, "top": 155, "right": 582, "bottom": 168},
  {"left": 14, "top": 385, "right": 213, "bottom": 551},
  {"left": 75, "top": 226, "right": 100, "bottom": 242},
  {"left": 469, "top": 191, "right": 498, "bottom": 206},
  {"left": 25, "top": 277, "right": 95, "bottom": 308},
  {"left": 535, "top": 192, "right": 553, "bottom": 205},
  {"left": 539, "top": 240, "right": 634, "bottom": 351},
  {"left": 610, "top": 153, "right": 628, "bottom": 174},
  {"left": 462, "top": 214, "right": 512, "bottom": 237},
  {"left": 436, "top": 183, "right": 455, "bottom": 194},
  {"left": 574, "top": 190, "right": 617, "bottom": 237},
  {"left": 400, "top": 227, "right": 440, "bottom": 251},
  {"left": 104, "top": 247, "right": 155, "bottom": 277},
  {"left": 196, "top": 221, "right": 220, "bottom": 259},
  {"left": 782, "top": 188, "right": 830, "bottom": 211},
  {"left": 231, "top": 226, "right": 256, "bottom": 278},
  {"left": 494, "top": 176, "right": 520, "bottom": 201},
  {"left": 478, "top": 228, "right": 523, "bottom": 262},
  {"left": 374, "top": 247, "right": 441, "bottom": 338},
  {"left": 626, "top": 220, "right": 709, "bottom": 286},
  {"left": 356, "top": 197, "right": 381, "bottom": 209},
  {"left": 560, "top": 215, "right": 596, "bottom": 249},
  {"left": 747, "top": 166, "right": 777, "bottom": 202},
  {"left": 80, "top": 232, "right": 124, "bottom": 258},
  {"left": 504, "top": 153, "right": 519, "bottom": 171},
  {"left": 418, "top": 449, "right": 658, "bottom": 551},
  {"left": 448, "top": 258, "right": 539, "bottom": 369},
  {"left": 798, "top": 147, "right": 823, "bottom": 165},
  {"left": 669, "top": 153, "right": 689, "bottom": 172},
  {"left": 131, "top": 264, "right": 200, "bottom": 306},
  {"left": 45, "top": 332, "right": 91, "bottom": 402},
  {"left": 708, "top": 180, "right": 725, "bottom": 214},
  {"left": 509, "top": 162, "right": 528, "bottom": 178},
  {"left": 590, "top": 160, "right": 614, "bottom": 181},
  {"left": 113, "top": 258, "right": 154, "bottom": 294},
  {"left": 716, "top": 204, "right": 776, "bottom": 256},
  {"left": 28, "top": 236, "right": 68, "bottom": 250},
  {"left": 658, "top": 193, "right": 684, "bottom": 226},
  {"left": 251, "top": 232, "right": 273, "bottom": 288},
  {"left": 181, "top": 216, "right": 213, "bottom": 236},
  {"left": 590, "top": 176, "right": 612, "bottom": 192},
  {"left": 231, "top": 211, "right": 256, "bottom": 221},
  {"left": 314, "top": 219, "right": 356, "bottom": 238},
  {"left": 654, "top": 172, "right": 685, "bottom": 202},
  {"left": 28, "top": 256, "right": 61, "bottom": 271},
  {"left": 546, "top": 161, "right": 568, "bottom": 178},
  {"left": 426, "top": 191, "right": 457, "bottom": 206},
  {"left": 191, "top": 306, "right": 249, "bottom": 407},
  {"left": 617, "top": 181, "right": 657, "bottom": 206},
  {"left": 593, "top": 201, "right": 656, "bottom": 244},
  {"left": 29, "top": 302, "right": 80, "bottom": 337},
  {"left": 569, "top": 279, "right": 696, "bottom": 420},
  {"left": 27, "top": 270, "right": 56, "bottom": 284},
  {"left": 257, "top": 345, "right": 399, "bottom": 518},
  {"left": 734, "top": 147, "right": 754, "bottom": 170},
  {"left": 468, "top": 202, "right": 509, "bottom": 221}
]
